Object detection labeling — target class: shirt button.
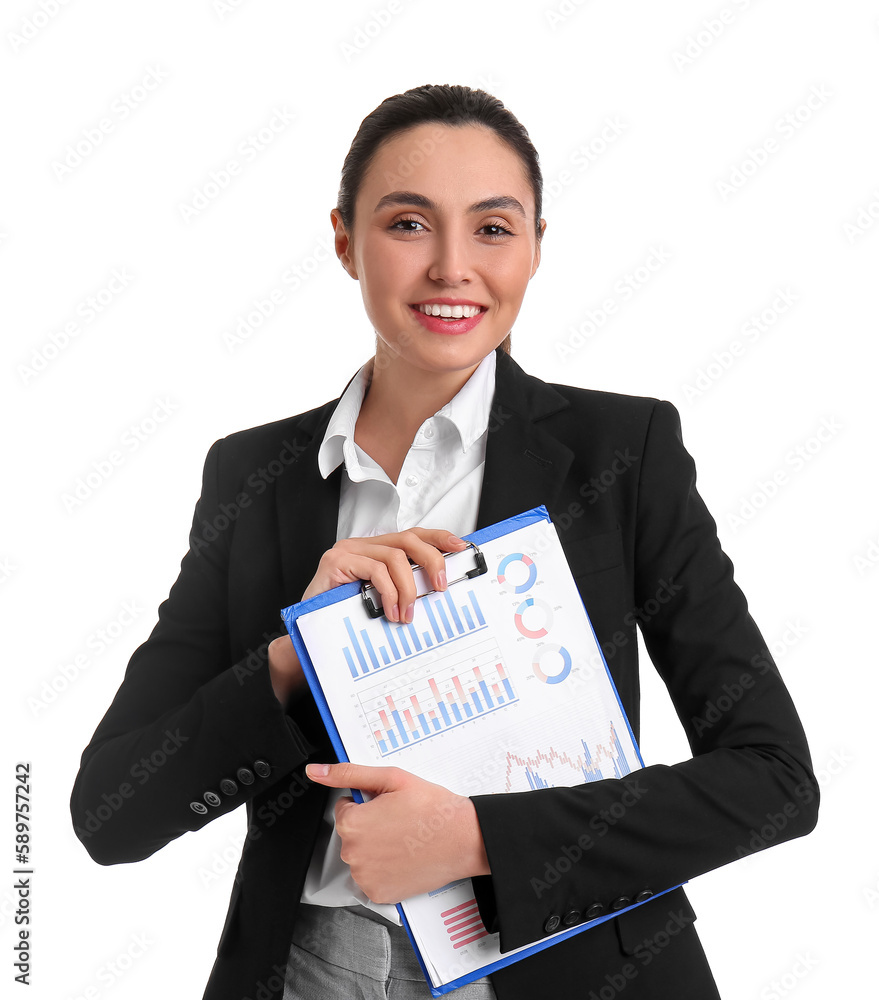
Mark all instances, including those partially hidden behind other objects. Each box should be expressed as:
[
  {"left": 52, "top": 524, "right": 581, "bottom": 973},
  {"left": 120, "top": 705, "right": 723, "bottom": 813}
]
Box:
[
  {"left": 219, "top": 778, "right": 239, "bottom": 796},
  {"left": 610, "top": 895, "right": 632, "bottom": 911},
  {"left": 634, "top": 889, "right": 655, "bottom": 903},
  {"left": 543, "top": 914, "right": 561, "bottom": 934},
  {"left": 424, "top": 427, "right": 434, "bottom": 438},
  {"left": 204, "top": 791, "right": 222, "bottom": 807},
  {"left": 190, "top": 801, "right": 208, "bottom": 815},
  {"left": 253, "top": 760, "right": 271, "bottom": 778},
  {"left": 562, "top": 909, "right": 581, "bottom": 927},
  {"left": 585, "top": 902, "right": 605, "bottom": 920},
  {"left": 404, "top": 475, "right": 419, "bottom": 487},
  {"left": 236, "top": 767, "right": 255, "bottom": 785}
]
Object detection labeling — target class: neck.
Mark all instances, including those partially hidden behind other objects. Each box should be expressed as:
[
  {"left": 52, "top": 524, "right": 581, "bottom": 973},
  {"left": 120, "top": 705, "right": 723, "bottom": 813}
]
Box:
[{"left": 353, "top": 347, "right": 488, "bottom": 485}]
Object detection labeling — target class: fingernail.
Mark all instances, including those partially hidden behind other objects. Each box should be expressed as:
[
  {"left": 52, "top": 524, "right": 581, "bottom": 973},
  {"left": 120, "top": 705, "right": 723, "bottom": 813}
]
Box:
[
  {"left": 448, "top": 534, "right": 465, "bottom": 546},
  {"left": 306, "top": 764, "right": 329, "bottom": 779},
  {"left": 391, "top": 603, "right": 400, "bottom": 623},
  {"left": 437, "top": 570, "right": 447, "bottom": 591},
  {"left": 404, "top": 604, "right": 415, "bottom": 623}
]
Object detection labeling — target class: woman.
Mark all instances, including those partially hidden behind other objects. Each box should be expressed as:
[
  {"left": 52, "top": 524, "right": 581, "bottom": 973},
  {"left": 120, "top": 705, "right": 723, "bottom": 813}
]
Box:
[{"left": 71, "top": 84, "right": 818, "bottom": 999}]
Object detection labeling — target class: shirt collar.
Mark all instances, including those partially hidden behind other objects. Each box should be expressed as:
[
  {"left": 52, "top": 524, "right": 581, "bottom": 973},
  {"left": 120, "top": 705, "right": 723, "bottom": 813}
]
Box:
[{"left": 317, "top": 349, "right": 497, "bottom": 480}]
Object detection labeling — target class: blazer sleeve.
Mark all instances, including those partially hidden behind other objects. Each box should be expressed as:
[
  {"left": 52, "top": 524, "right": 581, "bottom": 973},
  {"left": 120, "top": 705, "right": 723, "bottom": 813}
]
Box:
[
  {"left": 70, "top": 438, "right": 321, "bottom": 865},
  {"left": 469, "top": 398, "right": 819, "bottom": 952}
]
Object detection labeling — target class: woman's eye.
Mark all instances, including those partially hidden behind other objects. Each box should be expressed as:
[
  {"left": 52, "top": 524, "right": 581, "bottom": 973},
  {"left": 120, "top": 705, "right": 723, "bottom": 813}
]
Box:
[
  {"left": 391, "top": 218, "right": 424, "bottom": 233},
  {"left": 481, "top": 223, "right": 513, "bottom": 239}
]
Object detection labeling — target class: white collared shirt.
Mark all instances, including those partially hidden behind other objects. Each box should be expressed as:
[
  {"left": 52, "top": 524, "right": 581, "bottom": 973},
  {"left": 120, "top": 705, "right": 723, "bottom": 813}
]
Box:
[{"left": 302, "top": 349, "right": 497, "bottom": 921}]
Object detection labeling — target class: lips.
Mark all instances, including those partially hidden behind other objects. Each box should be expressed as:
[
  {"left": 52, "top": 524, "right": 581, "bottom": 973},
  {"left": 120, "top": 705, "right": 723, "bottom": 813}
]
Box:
[{"left": 408, "top": 301, "right": 487, "bottom": 335}]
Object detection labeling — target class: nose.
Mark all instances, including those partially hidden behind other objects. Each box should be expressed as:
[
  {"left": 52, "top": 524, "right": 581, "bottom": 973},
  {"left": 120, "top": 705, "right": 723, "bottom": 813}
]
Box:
[{"left": 427, "top": 227, "right": 473, "bottom": 286}]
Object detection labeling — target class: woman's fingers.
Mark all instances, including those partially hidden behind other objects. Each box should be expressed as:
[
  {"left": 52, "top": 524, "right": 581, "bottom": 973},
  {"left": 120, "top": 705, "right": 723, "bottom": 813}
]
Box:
[{"left": 300, "top": 528, "right": 467, "bottom": 622}]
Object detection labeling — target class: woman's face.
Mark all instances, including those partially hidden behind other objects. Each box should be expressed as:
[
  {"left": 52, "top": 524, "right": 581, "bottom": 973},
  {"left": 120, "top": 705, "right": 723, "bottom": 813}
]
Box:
[{"left": 332, "top": 123, "right": 544, "bottom": 379}]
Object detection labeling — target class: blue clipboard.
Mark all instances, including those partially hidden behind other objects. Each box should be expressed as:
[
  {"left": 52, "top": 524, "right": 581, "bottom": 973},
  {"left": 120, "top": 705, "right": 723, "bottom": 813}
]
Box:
[{"left": 281, "top": 505, "right": 682, "bottom": 996}]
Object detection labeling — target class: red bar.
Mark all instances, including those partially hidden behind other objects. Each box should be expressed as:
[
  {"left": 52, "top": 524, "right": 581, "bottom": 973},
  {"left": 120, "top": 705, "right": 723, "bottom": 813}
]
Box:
[
  {"left": 441, "top": 898, "right": 479, "bottom": 918},
  {"left": 404, "top": 708, "right": 416, "bottom": 732},
  {"left": 386, "top": 693, "right": 397, "bottom": 711},
  {"left": 452, "top": 929, "right": 490, "bottom": 949},
  {"left": 453, "top": 675, "right": 468, "bottom": 703}
]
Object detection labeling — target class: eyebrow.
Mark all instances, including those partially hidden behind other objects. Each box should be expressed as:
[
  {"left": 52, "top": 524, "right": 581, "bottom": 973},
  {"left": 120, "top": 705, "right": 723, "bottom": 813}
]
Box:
[{"left": 373, "top": 191, "right": 527, "bottom": 218}]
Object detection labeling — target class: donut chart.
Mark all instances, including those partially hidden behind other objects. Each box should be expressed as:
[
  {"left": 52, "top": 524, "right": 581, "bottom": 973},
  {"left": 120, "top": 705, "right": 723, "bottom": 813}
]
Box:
[
  {"left": 532, "top": 644, "right": 573, "bottom": 684},
  {"left": 514, "top": 598, "right": 553, "bottom": 639},
  {"left": 497, "top": 553, "right": 537, "bottom": 594}
]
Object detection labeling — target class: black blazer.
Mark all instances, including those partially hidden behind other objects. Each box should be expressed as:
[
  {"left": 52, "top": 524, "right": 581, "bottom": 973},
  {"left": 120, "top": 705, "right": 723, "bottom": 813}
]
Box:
[{"left": 71, "top": 349, "right": 818, "bottom": 999}]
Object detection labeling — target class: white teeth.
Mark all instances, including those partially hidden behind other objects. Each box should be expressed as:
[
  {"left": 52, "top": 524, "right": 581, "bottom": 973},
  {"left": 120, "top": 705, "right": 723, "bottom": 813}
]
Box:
[{"left": 415, "top": 303, "right": 482, "bottom": 318}]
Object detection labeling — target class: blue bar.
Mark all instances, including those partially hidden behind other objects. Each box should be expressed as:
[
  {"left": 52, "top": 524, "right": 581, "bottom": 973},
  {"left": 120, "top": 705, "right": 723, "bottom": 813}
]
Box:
[
  {"left": 478, "top": 680, "right": 493, "bottom": 708},
  {"left": 407, "top": 624, "right": 421, "bottom": 651},
  {"left": 444, "top": 591, "right": 464, "bottom": 634},
  {"left": 378, "top": 739, "right": 388, "bottom": 754},
  {"left": 380, "top": 618, "right": 400, "bottom": 659},
  {"left": 503, "top": 679, "right": 515, "bottom": 701},
  {"left": 344, "top": 617, "right": 368, "bottom": 675},
  {"left": 434, "top": 601, "right": 454, "bottom": 639},
  {"left": 391, "top": 710, "right": 410, "bottom": 746},
  {"left": 438, "top": 702, "right": 451, "bottom": 726},
  {"left": 468, "top": 591, "right": 485, "bottom": 626},
  {"left": 462, "top": 607, "right": 475, "bottom": 630},
  {"left": 451, "top": 703, "right": 462, "bottom": 722},
  {"left": 431, "top": 716, "right": 440, "bottom": 731},
  {"left": 423, "top": 632, "right": 433, "bottom": 647},
  {"left": 424, "top": 602, "right": 443, "bottom": 643},
  {"left": 396, "top": 626, "right": 411, "bottom": 656},
  {"left": 471, "top": 690, "right": 483, "bottom": 713},
  {"left": 389, "top": 730, "right": 398, "bottom": 748},
  {"left": 343, "top": 648, "right": 358, "bottom": 679},
  {"left": 418, "top": 713, "right": 429, "bottom": 733},
  {"left": 497, "top": 695, "right": 504, "bottom": 704},
  {"left": 464, "top": 704, "right": 473, "bottom": 718},
  {"left": 380, "top": 647, "right": 390, "bottom": 665},
  {"left": 360, "top": 630, "right": 380, "bottom": 671}
]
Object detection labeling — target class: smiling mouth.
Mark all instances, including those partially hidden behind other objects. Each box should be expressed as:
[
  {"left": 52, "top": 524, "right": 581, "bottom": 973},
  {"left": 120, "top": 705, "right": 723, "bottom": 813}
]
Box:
[{"left": 411, "top": 303, "right": 485, "bottom": 320}]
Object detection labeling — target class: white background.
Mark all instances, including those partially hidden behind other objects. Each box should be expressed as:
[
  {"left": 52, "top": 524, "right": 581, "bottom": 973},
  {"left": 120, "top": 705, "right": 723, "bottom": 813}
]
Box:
[{"left": 3, "top": 1, "right": 878, "bottom": 997}]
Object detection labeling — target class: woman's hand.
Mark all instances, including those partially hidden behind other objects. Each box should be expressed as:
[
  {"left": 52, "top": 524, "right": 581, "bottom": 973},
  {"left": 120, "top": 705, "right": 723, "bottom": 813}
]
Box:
[
  {"left": 305, "top": 762, "right": 490, "bottom": 903},
  {"left": 302, "top": 528, "right": 468, "bottom": 624},
  {"left": 267, "top": 634, "right": 304, "bottom": 705},
  {"left": 268, "top": 528, "right": 467, "bottom": 706}
]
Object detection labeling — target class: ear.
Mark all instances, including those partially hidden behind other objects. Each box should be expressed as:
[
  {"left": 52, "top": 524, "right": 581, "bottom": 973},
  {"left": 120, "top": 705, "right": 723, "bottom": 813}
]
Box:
[
  {"left": 330, "top": 208, "right": 359, "bottom": 280},
  {"left": 530, "top": 218, "right": 547, "bottom": 277}
]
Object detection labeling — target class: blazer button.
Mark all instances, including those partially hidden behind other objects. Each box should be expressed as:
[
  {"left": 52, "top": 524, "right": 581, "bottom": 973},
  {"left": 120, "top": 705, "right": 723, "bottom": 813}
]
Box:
[
  {"left": 543, "top": 914, "right": 561, "bottom": 934},
  {"left": 585, "top": 902, "right": 605, "bottom": 921},
  {"left": 189, "top": 801, "right": 208, "bottom": 814},
  {"left": 562, "top": 910, "right": 581, "bottom": 927},
  {"left": 253, "top": 760, "right": 271, "bottom": 778},
  {"left": 610, "top": 896, "right": 632, "bottom": 911},
  {"left": 236, "top": 767, "right": 255, "bottom": 785},
  {"left": 219, "top": 778, "right": 239, "bottom": 796},
  {"left": 204, "top": 790, "right": 222, "bottom": 807},
  {"left": 634, "top": 889, "right": 655, "bottom": 903}
]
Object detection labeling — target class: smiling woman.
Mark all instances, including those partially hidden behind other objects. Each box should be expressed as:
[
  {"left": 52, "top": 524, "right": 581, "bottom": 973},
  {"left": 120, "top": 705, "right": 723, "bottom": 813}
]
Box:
[{"left": 70, "top": 84, "right": 818, "bottom": 1000}]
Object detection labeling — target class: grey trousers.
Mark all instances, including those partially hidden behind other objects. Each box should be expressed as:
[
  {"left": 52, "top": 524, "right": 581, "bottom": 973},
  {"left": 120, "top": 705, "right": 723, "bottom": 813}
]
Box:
[{"left": 284, "top": 903, "right": 497, "bottom": 999}]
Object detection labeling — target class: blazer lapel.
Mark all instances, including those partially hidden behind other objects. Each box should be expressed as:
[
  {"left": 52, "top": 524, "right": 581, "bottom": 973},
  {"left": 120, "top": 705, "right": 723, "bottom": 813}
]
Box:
[
  {"left": 476, "top": 350, "right": 574, "bottom": 529},
  {"left": 274, "top": 400, "right": 342, "bottom": 607}
]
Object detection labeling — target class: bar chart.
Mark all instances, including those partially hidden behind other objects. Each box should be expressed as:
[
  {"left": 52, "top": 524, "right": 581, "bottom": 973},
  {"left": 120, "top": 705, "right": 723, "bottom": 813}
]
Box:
[
  {"left": 342, "top": 587, "right": 487, "bottom": 680},
  {"left": 358, "top": 637, "right": 518, "bottom": 755},
  {"left": 503, "top": 723, "right": 633, "bottom": 791}
]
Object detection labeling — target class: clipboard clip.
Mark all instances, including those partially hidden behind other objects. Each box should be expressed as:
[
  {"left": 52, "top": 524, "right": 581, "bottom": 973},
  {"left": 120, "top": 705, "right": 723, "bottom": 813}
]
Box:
[{"left": 360, "top": 541, "right": 487, "bottom": 619}]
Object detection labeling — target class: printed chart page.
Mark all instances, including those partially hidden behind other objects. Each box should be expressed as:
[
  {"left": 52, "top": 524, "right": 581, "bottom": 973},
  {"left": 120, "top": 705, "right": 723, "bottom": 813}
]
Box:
[{"left": 289, "top": 514, "right": 642, "bottom": 993}]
